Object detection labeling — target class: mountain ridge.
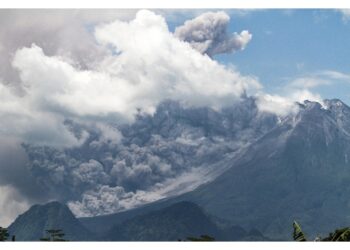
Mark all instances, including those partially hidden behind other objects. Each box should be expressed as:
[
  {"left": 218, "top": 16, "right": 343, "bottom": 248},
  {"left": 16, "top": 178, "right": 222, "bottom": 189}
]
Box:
[
  {"left": 81, "top": 98, "right": 350, "bottom": 240},
  {"left": 8, "top": 200, "right": 270, "bottom": 241},
  {"left": 178, "top": 98, "right": 350, "bottom": 239},
  {"left": 8, "top": 201, "right": 94, "bottom": 241}
]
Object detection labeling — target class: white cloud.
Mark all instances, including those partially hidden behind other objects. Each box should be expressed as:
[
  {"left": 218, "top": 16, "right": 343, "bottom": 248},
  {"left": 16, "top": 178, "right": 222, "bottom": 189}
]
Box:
[
  {"left": 0, "top": 185, "right": 30, "bottom": 227},
  {"left": 258, "top": 69, "right": 350, "bottom": 116},
  {"left": 339, "top": 9, "right": 350, "bottom": 22},
  {"left": 256, "top": 90, "right": 324, "bottom": 116},
  {"left": 0, "top": 81, "right": 86, "bottom": 147},
  {"left": 0, "top": 9, "right": 138, "bottom": 86},
  {"left": 286, "top": 70, "right": 350, "bottom": 90},
  {"left": 288, "top": 77, "right": 330, "bottom": 89},
  {"left": 0, "top": 9, "right": 261, "bottom": 147},
  {"left": 174, "top": 11, "right": 252, "bottom": 56},
  {"left": 320, "top": 70, "right": 350, "bottom": 81},
  {"left": 256, "top": 93, "right": 299, "bottom": 116},
  {"left": 289, "top": 89, "right": 324, "bottom": 105}
]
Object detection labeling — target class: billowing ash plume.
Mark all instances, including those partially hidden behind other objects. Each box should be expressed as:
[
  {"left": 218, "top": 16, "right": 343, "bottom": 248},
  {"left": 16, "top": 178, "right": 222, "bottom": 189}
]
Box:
[
  {"left": 23, "top": 99, "right": 278, "bottom": 217},
  {"left": 174, "top": 11, "right": 252, "bottom": 57}
]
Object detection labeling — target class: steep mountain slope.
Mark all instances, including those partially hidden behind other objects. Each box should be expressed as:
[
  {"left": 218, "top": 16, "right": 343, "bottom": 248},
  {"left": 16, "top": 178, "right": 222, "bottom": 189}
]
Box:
[
  {"left": 79, "top": 200, "right": 170, "bottom": 234},
  {"left": 104, "top": 201, "right": 269, "bottom": 241},
  {"left": 79, "top": 98, "right": 350, "bottom": 240},
  {"left": 8, "top": 201, "right": 93, "bottom": 241},
  {"left": 180, "top": 99, "right": 350, "bottom": 239},
  {"left": 105, "top": 201, "right": 221, "bottom": 241}
]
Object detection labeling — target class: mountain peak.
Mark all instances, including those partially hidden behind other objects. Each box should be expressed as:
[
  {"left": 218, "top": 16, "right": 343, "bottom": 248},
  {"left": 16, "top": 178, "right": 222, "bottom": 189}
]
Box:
[
  {"left": 296, "top": 99, "right": 350, "bottom": 115},
  {"left": 303, "top": 100, "right": 322, "bottom": 109},
  {"left": 8, "top": 201, "right": 93, "bottom": 241},
  {"left": 324, "top": 98, "right": 350, "bottom": 112},
  {"left": 324, "top": 98, "right": 345, "bottom": 106},
  {"left": 35, "top": 200, "right": 66, "bottom": 209}
]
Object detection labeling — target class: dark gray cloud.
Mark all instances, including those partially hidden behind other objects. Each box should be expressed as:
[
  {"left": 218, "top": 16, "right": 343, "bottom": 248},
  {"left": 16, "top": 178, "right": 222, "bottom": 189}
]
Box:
[
  {"left": 0, "top": 137, "right": 50, "bottom": 226},
  {"left": 19, "top": 99, "right": 279, "bottom": 218},
  {"left": 174, "top": 11, "right": 252, "bottom": 57},
  {"left": 23, "top": 120, "right": 204, "bottom": 216},
  {"left": 0, "top": 137, "right": 48, "bottom": 200}
]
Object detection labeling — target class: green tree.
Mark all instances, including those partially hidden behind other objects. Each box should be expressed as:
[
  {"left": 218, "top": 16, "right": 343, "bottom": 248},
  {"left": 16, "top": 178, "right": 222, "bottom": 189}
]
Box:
[
  {"left": 40, "top": 229, "right": 67, "bottom": 241},
  {"left": 292, "top": 221, "right": 307, "bottom": 241},
  {"left": 0, "top": 227, "right": 9, "bottom": 241}
]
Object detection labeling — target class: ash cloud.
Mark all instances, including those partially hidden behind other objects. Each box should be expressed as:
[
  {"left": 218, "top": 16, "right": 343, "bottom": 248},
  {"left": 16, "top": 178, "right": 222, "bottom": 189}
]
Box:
[
  {"left": 22, "top": 117, "right": 208, "bottom": 216},
  {"left": 22, "top": 98, "right": 278, "bottom": 217},
  {"left": 174, "top": 11, "right": 252, "bottom": 57}
]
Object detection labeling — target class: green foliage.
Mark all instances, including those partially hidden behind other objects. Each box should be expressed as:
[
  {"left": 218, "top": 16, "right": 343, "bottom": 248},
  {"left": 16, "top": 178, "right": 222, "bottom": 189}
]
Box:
[
  {"left": 40, "top": 229, "right": 67, "bottom": 241},
  {"left": 0, "top": 227, "right": 9, "bottom": 241},
  {"left": 293, "top": 221, "right": 350, "bottom": 241},
  {"left": 321, "top": 227, "right": 350, "bottom": 241},
  {"left": 186, "top": 235, "right": 215, "bottom": 241},
  {"left": 292, "top": 221, "right": 307, "bottom": 241}
]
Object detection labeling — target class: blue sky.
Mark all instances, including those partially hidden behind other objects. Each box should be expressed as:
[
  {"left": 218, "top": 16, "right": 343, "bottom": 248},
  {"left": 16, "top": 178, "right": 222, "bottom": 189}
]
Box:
[{"left": 167, "top": 9, "right": 350, "bottom": 104}]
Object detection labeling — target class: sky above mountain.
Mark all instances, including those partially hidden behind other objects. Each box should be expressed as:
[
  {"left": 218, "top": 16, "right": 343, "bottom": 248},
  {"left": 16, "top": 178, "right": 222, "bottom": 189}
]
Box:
[
  {"left": 0, "top": 9, "right": 350, "bottom": 226},
  {"left": 167, "top": 9, "right": 350, "bottom": 105}
]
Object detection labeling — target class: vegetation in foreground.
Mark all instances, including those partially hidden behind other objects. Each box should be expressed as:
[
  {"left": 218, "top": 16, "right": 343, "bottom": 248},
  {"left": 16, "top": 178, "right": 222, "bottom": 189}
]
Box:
[
  {"left": 0, "top": 227, "right": 67, "bottom": 242},
  {"left": 2, "top": 220, "right": 350, "bottom": 241},
  {"left": 40, "top": 229, "right": 67, "bottom": 241},
  {"left": 293, "top": 221, "right": 350, "bottom": 241},
  {"left": 0, "top": 227, "right": 9, "bottom": 241}
]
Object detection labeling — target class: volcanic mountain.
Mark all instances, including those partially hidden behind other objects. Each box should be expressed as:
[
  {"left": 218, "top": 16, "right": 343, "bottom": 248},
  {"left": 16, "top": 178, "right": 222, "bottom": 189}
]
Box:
[
  {"left": 9, "top": 98, "right": 350, "bottom": 241},
  {"left": 8, "top": 201, "right": 94, "bottom": 241},
  {"left": 176, "top": 99, "right": 350, "bottom": 239},
  {"left": 82, "top": 98, "right": 350, "bottom": 240}
]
